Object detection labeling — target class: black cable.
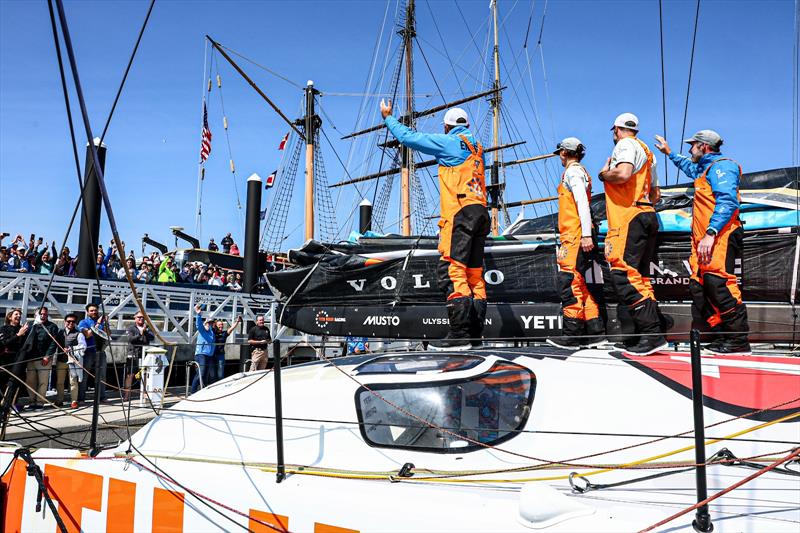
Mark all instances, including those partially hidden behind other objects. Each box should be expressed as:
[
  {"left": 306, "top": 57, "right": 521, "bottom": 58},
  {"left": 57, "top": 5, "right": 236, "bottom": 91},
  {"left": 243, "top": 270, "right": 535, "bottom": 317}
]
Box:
[
  {"left": 413, "top": 37, "right": 447, "bottom": 106},
  {"left": 658, "top": 0, "right": 669, "bottom": 185},
  {"left": 371, "top": 40, "right": 405, "bottom": 207},
  {"left": 49, "top": 0, "right": 157, "bottom": 450},
  {"left": 677, "top": 0, "right": 701, "bottom": 186},
  {"left": 98, "top": 0, "right": 155, "bottom": 144},
  {"left": 14, "top": 448, "right": 69, "bottom": 533}
]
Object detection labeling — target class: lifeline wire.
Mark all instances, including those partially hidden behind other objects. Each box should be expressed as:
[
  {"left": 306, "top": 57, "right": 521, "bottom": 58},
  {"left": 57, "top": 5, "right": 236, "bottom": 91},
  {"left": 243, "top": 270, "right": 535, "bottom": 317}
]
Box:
[{"left": 677, "top": 0, "right": 701, "bottom": 186}]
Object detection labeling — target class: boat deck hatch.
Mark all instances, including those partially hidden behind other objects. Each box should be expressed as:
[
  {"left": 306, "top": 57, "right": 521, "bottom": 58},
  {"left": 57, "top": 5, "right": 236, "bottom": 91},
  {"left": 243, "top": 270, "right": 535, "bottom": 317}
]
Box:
[
  {"left": 354, "top": 354, "right": 484, "bottom": 375},
  {"left": 355, "top": 361, "right": 535, "bottom": 453}
]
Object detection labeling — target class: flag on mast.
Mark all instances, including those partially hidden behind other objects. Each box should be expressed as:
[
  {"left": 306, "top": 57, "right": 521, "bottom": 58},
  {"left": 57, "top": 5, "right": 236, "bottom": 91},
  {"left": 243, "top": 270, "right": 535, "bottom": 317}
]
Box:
[
  {"left": 278, "top": 132, "right": 289, "bottom": 151},
  {"left": 200, "top": 102, "right": 212, "bottom": 163},
  {"left": 265, "top": 170, "right": 277, "bottom": 188}
]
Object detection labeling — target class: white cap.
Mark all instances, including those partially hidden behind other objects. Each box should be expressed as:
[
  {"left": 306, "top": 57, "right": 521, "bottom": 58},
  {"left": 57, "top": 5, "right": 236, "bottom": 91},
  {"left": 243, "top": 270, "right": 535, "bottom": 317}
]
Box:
[
  {"left": 443, "top": 107, "right": 469, "bottom": 126},
  {"left": 553, "top": 137, "right": 584, "bottom": 154},
  {"left": 611, "top": 112, "right": 639, "bottom": 132}
]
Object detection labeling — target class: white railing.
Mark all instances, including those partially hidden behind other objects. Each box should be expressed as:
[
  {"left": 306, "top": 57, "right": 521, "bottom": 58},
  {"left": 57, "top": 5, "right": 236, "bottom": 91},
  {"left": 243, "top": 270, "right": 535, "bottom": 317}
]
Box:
[{"left": 0, "top": 272, "right": 275, "bottom": 342}]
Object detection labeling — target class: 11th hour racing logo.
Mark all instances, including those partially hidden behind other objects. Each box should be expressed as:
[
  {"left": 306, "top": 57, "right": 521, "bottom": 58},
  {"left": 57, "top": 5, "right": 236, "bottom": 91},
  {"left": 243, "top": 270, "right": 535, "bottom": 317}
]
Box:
[{"left": 315, "top": 310, "right": 345, "bottom": 329}]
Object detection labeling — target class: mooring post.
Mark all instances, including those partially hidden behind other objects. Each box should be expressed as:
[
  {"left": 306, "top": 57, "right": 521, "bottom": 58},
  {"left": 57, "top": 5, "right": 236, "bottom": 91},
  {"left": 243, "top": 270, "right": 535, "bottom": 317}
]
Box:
[
  {"left": 359, "top": 198, "right": 373, "bottom": 234},
  {"left": 77, "top": 138, "right": 107, "bottom": 280},
  {"left": 272, "top": 338, "right": 285, "bottom": 482},
  {"left": 690, "top": 328, "right": 713, "bottom": 532}
]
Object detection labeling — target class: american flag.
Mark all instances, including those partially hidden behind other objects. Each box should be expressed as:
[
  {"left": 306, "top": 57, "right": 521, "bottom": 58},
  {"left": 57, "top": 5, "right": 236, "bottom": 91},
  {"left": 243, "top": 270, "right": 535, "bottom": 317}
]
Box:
[
  {"left": 278, "top": 132, "right": 289, "bottom": 151},
  {"left": 199, "top": 102, "right": 212, "bottom": 163}
]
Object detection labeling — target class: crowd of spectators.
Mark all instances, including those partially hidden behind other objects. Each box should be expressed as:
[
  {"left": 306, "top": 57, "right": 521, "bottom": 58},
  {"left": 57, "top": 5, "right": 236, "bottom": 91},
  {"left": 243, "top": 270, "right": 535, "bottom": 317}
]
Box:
[{"left": 1, "top": 232, "right": 247, "bottom": 292}]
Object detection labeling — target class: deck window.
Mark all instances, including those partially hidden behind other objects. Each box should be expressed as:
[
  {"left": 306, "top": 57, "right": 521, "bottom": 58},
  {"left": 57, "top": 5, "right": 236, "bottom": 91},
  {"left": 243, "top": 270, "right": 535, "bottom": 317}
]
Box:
[{"left": 356, "top": 361, "right": 535, "bottom": 453}]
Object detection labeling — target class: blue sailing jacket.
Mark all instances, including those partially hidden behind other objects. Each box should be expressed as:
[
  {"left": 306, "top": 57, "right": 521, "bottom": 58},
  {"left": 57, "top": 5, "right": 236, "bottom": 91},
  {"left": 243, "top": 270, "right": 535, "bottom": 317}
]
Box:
[
  {"left": 384, "top": 116, "right": 486, "bottom": 168},
  {"left": 194, "top": 314, "right": 215, "bottom": 356},
  {"left": 668, "top": 152, "right": 741, "bottom": 233}
]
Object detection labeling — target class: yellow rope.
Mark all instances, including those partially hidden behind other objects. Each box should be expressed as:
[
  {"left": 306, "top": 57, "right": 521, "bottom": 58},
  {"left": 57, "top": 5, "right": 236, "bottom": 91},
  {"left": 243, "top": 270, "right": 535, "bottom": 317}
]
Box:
[
  {"left": 403, "top": 410, "right": 800, "bottom": 484},
  {"left": 110, "top": 410, "right": 798, "bottom": 485}
]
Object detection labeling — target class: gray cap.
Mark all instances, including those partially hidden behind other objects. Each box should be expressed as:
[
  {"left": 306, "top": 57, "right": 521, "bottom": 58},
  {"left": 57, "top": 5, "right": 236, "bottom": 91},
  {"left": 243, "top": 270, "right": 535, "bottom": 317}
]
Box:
[
  {"left": 553, "top": 137, "right": 584, "bottom": 154},
  {"left": 683, "top": 129, "right": 723, "bottom": 148}
]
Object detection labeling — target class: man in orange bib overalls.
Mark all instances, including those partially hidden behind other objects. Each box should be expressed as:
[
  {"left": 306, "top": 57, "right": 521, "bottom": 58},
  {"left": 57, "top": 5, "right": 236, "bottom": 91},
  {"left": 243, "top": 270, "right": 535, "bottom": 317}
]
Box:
[
  {"left": 381, "top": 100, "right": 490, "bottom": 350},
  {"left": 655, "top": 130, "right": 750, "bottom": 355},
  {"left": 546, "top": 137, "right": 605, "bottom": 349},
  {"left": 598, "top": 113, "right": 668, "bottom": 355}
]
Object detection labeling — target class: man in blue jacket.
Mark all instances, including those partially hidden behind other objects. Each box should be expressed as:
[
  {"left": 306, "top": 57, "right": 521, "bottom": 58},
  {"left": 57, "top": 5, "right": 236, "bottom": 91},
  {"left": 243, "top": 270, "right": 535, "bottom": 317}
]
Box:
[
  {"left": 655, "top": 130, "right": 750, "bottom": 354},
  {"left": 191, "top": 304, "right": 216, "bottom": 393},
  {"left": 381, "top": 99, "right": 490, "bottom": 350}
]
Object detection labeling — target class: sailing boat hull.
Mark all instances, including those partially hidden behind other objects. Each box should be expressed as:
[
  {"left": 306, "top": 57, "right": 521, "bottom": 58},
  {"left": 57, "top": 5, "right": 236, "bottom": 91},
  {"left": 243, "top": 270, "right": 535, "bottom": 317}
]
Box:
[
  {"left": 277, "top": 301, "right": 797, "bottom": 343},
  {"left": 2, "top": 348, "right": 798, "bottom": 531}
]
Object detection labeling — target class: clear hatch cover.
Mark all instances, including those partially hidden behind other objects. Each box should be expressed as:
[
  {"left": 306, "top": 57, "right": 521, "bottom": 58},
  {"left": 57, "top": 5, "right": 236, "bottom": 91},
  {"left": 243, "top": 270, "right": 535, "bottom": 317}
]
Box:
[
  {"left": 355, "top": 354, "right": 484, "bottom": 375},
  {"left": 356, "top": 360, "right": 535, "bottom": 453}
]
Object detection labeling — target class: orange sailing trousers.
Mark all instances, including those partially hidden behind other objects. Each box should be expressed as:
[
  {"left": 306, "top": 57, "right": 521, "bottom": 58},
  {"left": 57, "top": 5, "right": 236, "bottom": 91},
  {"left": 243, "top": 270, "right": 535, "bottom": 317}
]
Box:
[
  {"left": 557, "top": 238, "right": 600, "bottom": 321},
  {"left": 604, "top": 210, "right": 658, "bottom": 307},
  {"left": 437, "top": 204, "right": 491, "bottom": 300}
]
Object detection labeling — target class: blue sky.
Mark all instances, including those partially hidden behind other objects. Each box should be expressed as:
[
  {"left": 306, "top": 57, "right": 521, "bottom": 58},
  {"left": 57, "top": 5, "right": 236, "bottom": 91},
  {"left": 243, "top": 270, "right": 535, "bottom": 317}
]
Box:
[{"left": 1, "top": 0, "right": 797, "bottom": 255}]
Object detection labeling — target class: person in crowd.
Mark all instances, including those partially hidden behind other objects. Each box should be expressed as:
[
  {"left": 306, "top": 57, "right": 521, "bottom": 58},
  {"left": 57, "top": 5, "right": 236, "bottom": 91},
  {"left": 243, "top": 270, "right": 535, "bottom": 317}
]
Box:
[
  {"left": 209, "top": 268, "right": 224, "bottom": 287},
  {"left": 381, "top": 99, "right": 489, "bottom": 350},
  {"left": 25, "top": 307, "right": 59, "bottom": 409},
  {"left": 121, "top": 257, "right": 138, "bottom": 280},
  {"left": 78, "top": 303, "right": 107, "bottom": 402},
  {"left": 211, "top": 316, "right": 241, "bottom": 382},
  {"left": 0, "top": 309, "right": 30, "bottom": 415},
  {"left": 221, "top": 233, "right": 234, "bottom": 254},
  {"left": 179, "top": 264, "right": 194, "bottom": 283},
  {"left": 36, "top": 242, "right": 58, "bottom": 275},
  {"left": 346, "top": 336, "right": 370, "bottom": 355},
  {"left": 157, "top": 255, "right": 177, "bottom": 283},
  {"left": 229, "top": 242, "right": 240, "bottom": 256},
  {"left": 247, "top": 315, "right": 270, "bottom": 371},
  {"left": 191, "top": 304, "right": 215, "bottom": 393},
  {"left": 546, "top": 138, "right": 605, "bottom": 349},
  {"left": 226, "top": 273, "right": 242, "bottom": 291},
  {"left": 598, "top": 113, "right": 666, "bottom": 355},
  {"left": 58, "top": 313, "right": 84, "bottom": 408},
  {"left": 8, "top": 245, "right": 30, "bottom": 272},
  {"left": 107, "top": 252, "right": 124, "bottom": 280},
  {"left": 655, "top": 130, "right": 750, "bottom": 354},
  {"left": 125, "top": 312, "right": 154, "bottom": 401},
  {"left": 137, "top": 261, "right": 153, "bottom": 283},
  {"left": 55, "top": 247, "right": 77, "bottom": 277},
  {"left": 208, "top": 238, "right": 219, "bottom": 252},
  {"left": 0, "top": 247, "right": 10, "bottom": 271},
  {"left": 95, "top": 246, "right": 113, "bottom": 279}
]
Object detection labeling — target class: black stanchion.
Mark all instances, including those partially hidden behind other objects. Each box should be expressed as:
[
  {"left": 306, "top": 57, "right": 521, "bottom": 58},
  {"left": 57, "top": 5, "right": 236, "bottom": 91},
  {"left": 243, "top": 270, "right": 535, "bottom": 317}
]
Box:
[
  {"left": 272, "top": 339, "right": 285, "bottom": 483},
  {"left": 690, "top": 328, "right": 713, "bottom": 532},
  {"left": 89, "top": 348, "right": 102, "bottom": 456}
]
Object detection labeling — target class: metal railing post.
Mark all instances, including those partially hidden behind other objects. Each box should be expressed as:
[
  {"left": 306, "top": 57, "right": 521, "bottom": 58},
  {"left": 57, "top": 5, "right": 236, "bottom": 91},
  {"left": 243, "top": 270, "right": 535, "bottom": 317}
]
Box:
[
  {"left": 272, "top": 338, "right": 285, "bottom": 483},
  {"left": 690, "top": 328, "right": 713, "bottom": 532}
]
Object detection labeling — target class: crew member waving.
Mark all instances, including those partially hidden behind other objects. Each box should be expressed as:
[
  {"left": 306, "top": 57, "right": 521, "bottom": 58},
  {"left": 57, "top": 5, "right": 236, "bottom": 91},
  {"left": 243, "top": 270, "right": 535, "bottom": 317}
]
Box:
[
  {"left": 547, "top": 137, "right": 605, "bottom": 349},
  {"left": 599, "top": 113, "right": 667, "bottom": 355},
  {"left": 381, "top": 100, "right": 490, "bottom": 350},
  {"left": 655, "top": 130, "right": 750, "bottom": 355}
]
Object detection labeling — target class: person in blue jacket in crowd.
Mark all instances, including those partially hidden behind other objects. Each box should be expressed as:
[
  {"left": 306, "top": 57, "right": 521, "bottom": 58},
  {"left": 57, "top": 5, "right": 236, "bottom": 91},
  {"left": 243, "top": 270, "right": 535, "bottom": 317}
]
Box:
[
  {"left": 654, "top": 130, "right": 750, "bottom": 355},
  {"left": 191, "top": 304, "right": 216, "bottom": 393}
]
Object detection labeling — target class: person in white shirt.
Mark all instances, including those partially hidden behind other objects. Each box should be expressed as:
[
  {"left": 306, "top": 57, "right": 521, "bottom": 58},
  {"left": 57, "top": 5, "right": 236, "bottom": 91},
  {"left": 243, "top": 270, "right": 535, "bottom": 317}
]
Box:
[
  {"left": 598, "top": 113, "right": 667, "bottom": 355},
  {"left": 547, "top": 138, "right": 605, "bottom": 349}
]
